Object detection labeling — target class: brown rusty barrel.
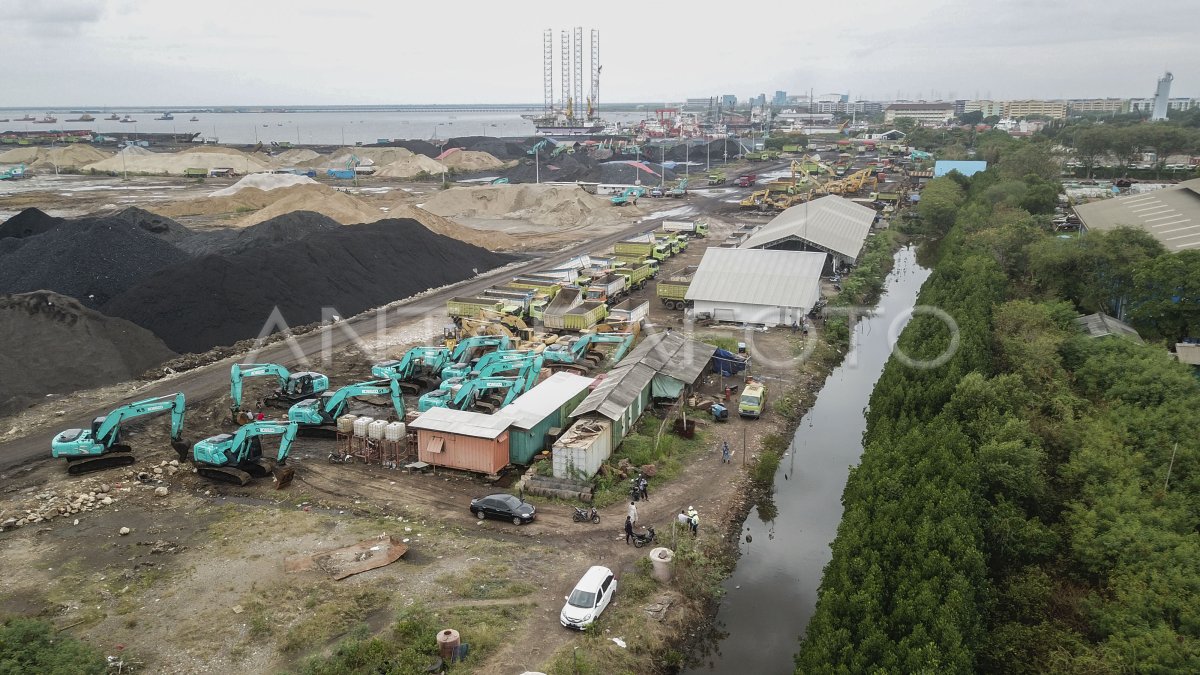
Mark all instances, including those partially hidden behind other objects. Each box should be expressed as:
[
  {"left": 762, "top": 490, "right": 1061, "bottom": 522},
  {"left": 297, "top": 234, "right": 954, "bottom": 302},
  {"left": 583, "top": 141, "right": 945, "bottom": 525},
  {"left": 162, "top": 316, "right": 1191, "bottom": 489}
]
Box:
[{"left": 437, "top": 628, "right": 460, "bottom": 661}]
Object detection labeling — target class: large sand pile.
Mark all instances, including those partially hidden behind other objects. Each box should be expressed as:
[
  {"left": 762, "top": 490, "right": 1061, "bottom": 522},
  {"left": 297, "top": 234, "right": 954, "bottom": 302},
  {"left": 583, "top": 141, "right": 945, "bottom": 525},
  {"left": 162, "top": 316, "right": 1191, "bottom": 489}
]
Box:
[
  {"left": 420, "top": 184, "right": 620, "bottom": 227},
  {"left": 236, "top": 185, "right": 383, "bottom": 227},
  {"left": 210, "top": 173, "right": 316, "bottom": 196},
  {"left": 384, "top": 203, "right": 520, "bottom": 250},
  {"left": 0, "top": 291, "right": 176, "bottom": 414},
  {"left": 0, "top": 144, "right": 112, "bottom": 171},
  {"left": 82, "top": 147, "right": 272, "bottom": 175},
  {"left": 272, "top": 148, "right": 322, "bottom": 164},
  {"left": 375, "top": 154, "right": 448, "bottom": 178},
  {"left": 438, "top": 148, "right": 510, "bottom": 172},
  {"left": 149, "top": 186, "right": 289, "bottom": 218},
  {"left": 323, "top": 147, "right": 415, "bottom": 167}
]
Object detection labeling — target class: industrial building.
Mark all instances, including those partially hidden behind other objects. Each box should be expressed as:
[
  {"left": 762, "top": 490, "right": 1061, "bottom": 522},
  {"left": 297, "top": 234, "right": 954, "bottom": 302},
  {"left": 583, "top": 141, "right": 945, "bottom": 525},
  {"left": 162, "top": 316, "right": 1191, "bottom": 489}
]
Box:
[
  {"left": 934, "top": 160, "right": 989, "bottom": 177},
  {"left": 1067, "top": 98, "right": 1128, "bottom": 114},
  {"left": 883, "top": 102, "right": 954, "bottom": 125},
  {"left": 1073, "top": 179, "right": 1200, "bottom": 253},
  {"left": 739, "top": 195, "right": 877, "bottom": 269},
  {"left": 685, "top": 248, "right": 826, "bottom": 326}
]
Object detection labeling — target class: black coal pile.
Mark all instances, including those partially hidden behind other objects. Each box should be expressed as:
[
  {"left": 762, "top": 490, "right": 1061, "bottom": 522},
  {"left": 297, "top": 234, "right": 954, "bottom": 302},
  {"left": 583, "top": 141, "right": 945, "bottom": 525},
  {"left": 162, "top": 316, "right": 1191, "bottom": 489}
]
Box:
[
  {"left": 0, "top": 215, "right": 192, "bottom": 307},
  {"left": 104, "top": 218, "right": 513, "bottom": 354},
  {"left": 658, "top": 139, "right": 744, "bottom": 163},
  {"left": 0, "top": 207, "right": 64, "bottom": 239},
  {"left": 597, "top": 161, "right": 677, "bottom": 184},
  {"left": 0, "top": 291, "right": 176, "bottom": 415},
  {"left": 177, "top": 210, "right": 341, "bottom": 256},
  {"left": 76, "top": 207, "right": 195, "bottom": 245},
  {"left": 444, "top": 136, "right": 535, "bottom": 161},
  {"left": 503, "top": 152, "right": 602, "bottom": 183}
]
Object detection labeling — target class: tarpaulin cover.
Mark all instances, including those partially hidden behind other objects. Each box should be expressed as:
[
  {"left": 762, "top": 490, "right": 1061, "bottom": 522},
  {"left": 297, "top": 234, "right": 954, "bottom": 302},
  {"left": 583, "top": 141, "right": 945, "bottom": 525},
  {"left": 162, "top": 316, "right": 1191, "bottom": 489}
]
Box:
[{"left": 711, "top": 348, "right": 746, "bottom": 376}]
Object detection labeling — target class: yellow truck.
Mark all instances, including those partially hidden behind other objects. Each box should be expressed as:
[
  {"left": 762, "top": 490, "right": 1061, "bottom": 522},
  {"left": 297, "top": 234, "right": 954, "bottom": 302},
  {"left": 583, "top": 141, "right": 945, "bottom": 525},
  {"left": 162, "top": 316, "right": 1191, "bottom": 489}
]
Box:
[{"left": 738, "top": 380, "right": 767, "bottom": 418}]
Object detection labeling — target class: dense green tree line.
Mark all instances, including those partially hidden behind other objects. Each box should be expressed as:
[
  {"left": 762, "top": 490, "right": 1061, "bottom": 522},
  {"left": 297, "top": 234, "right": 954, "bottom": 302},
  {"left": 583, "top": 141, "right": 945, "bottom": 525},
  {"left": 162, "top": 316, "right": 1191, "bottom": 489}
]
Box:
[{"left": 797, "top": 144, "right": 1200, "bottom": 673}]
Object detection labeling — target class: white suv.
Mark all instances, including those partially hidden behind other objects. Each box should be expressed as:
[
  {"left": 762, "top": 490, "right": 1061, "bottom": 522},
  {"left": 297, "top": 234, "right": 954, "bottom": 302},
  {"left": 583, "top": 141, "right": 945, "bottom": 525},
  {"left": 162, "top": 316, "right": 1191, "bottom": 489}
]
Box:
[{"left": 560, "top": 566, "right": 617, "bottom": 630}]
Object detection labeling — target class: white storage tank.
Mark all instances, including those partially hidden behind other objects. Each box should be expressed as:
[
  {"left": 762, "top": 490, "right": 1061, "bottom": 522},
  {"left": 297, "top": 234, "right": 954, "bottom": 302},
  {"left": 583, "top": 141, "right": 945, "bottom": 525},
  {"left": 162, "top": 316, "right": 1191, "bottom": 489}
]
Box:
[
  {"left": 385, "top": 421, "right": 406, "bottom": 442},
  {"left": 353, "top": 416, "right": 374, "bottom": 437},
  {"left": 336, "top": 415, "right": 357, "bottom": 434},
  {"left": 367, "top": 419, "right": 388, "bottom": 440}
]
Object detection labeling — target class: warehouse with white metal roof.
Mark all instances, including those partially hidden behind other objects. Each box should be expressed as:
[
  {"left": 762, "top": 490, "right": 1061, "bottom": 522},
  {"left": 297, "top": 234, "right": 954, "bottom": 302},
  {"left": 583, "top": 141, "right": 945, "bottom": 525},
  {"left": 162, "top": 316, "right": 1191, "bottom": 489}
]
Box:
[
  {"left": 739, "top": 195, "right": 877, "bottom": 269},
  {"left": 685, "top": 248, "right": 827, "bottom": 326},
  {"left": 1073, "top": 178, "right": 1200, "bottom": 252}
]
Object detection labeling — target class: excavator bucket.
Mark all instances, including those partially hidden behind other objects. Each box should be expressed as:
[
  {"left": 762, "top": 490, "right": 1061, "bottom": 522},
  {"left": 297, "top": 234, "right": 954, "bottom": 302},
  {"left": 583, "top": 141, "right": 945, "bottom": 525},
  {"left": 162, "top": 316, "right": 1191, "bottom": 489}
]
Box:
[
  {"left": 272, "top": 465, "right": 295, "bottom": 489},
  {"left": 234, "top": 411, "right": 255, "bottom": 426},
  {"left": 171, "top": 440, "right": 191, "bottom": 461}
]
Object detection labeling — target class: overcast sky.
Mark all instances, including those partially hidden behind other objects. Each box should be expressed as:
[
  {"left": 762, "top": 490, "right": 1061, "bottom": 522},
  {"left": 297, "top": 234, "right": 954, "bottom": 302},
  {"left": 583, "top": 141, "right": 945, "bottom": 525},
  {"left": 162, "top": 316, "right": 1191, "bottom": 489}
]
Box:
[{"left": 2, "top": 0, "right": 1196, "bottom": 107}]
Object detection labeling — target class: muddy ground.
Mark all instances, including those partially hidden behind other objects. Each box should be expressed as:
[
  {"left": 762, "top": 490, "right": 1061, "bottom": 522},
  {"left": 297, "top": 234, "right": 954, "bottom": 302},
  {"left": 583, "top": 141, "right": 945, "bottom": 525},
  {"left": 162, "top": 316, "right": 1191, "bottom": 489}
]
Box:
[{"left": 0, "top": 175, "right": 830, "bottom": 673}]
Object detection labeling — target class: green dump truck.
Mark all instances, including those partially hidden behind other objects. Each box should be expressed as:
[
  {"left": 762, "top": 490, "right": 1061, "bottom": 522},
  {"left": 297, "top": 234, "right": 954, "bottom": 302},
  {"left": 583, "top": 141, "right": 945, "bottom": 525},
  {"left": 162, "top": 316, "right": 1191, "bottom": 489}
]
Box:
[
  {"left": 447, "top": 297, "right": 505, "bottom": 322},
  {"left": 656, "top": 265, "right": 697, "bottom": 310}
]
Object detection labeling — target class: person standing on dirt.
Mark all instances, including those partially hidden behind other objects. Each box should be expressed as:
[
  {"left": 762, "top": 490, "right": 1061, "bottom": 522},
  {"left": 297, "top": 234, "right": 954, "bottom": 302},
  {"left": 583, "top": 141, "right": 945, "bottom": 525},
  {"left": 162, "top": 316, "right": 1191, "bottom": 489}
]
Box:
[
  {"left": 721, "top": 441, "right": 731, "bottom": 464},
  {"left": 677, "top": 509, "right": 690, "bottom": 533},
  {"left": 638, "top": 476, "right": 649, "bottom": 502},
  {"left": 628, "top": 500, "right": 638, "bottom": 525},
  {"left": 624, "top": 515, "right": 635, "bottom": 545},
  {"left": 687, "top": 506, "right": 699, "bottom": 536}
]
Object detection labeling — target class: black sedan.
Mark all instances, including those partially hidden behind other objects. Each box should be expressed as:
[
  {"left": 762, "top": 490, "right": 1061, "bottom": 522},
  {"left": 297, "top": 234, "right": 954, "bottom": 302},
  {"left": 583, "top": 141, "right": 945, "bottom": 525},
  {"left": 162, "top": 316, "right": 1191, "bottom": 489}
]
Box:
[{"left": 470, "top": 493, "right": 536, "bottom": 525}]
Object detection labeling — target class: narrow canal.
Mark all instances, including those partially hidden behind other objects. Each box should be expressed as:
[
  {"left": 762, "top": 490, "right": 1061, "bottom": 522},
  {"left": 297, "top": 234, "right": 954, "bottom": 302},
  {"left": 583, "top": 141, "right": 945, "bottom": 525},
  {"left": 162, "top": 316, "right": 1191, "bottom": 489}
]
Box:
[{"left": 687, "top": 246, "right": 931, "bottom": 674}]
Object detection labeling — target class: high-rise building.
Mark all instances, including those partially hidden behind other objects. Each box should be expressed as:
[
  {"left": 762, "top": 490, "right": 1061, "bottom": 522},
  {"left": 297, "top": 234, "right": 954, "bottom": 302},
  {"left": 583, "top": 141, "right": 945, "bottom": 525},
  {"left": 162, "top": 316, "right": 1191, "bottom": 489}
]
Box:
[
  {"left": 772, "top": 90, "right": 788, "bottom": 106},
  {"left": 1151, "top": 72, "right": 1174, "bottom": 121},
  {"left": 721, "top": 94, "right": 737, "bottom": 108}
]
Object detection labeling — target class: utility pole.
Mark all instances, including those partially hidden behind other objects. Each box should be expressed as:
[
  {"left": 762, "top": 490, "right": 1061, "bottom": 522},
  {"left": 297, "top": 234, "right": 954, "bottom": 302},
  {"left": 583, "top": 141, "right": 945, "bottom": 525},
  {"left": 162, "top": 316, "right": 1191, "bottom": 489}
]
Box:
[{"left": 535, "top": 147, "right": 540, "bottom": 184}]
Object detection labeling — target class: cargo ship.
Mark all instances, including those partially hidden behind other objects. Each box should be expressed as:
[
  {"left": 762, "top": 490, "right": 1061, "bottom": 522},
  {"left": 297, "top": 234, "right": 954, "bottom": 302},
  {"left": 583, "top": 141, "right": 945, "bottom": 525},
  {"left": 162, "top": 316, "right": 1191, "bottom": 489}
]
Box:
[
  {"left": 531, "top": 111, "right": 605, "bottom": 136},
  {"left": 67, "top": 114, "right": 96, "bottom": 122},
  {"left": 155, "top": 112, "right": 175, "bottom": 121},
  {"left": 33, "top": 114, "right": 58, "bottom": 124},
  {"left": 17, "top": 114, "right": 36, "bottom": 122}
]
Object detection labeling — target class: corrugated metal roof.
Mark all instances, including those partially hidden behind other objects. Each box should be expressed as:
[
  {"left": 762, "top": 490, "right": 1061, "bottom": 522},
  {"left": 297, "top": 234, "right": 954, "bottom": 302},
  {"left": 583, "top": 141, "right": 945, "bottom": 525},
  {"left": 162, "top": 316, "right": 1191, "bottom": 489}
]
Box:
[
  {"left": 570, "top": 363, "right": 656, "bottom": 420},
  {"left": 739, "top": 195, "right": 876, "bottom": 260},
  {"left": 569, "top": 332, "right": 719, "bottom": 419},
  {"left": 1074, "top": 312, "right": 1144, "bottom": 343},
  {"left": 933, "top": 160, "right": 988, "bottom": 177},
  {"left": 502, "top": 372, "right": 595, "bottom": 429},
  {"left": 685, "top": 248, "right": 825, "bottom": 311},
  {"left": 1073, "top": 179, "right": 1200, "bottom": 252},
  {"left": 408, "top": 406, "right": 510, "bottom": 439}
]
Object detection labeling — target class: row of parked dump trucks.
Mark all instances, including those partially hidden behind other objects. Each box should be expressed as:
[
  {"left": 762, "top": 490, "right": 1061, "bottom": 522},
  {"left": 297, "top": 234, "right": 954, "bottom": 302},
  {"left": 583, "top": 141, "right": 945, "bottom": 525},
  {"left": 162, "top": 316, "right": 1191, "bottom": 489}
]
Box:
[{"left": 445, "top": 220, "right": 709, "bottom": 333}]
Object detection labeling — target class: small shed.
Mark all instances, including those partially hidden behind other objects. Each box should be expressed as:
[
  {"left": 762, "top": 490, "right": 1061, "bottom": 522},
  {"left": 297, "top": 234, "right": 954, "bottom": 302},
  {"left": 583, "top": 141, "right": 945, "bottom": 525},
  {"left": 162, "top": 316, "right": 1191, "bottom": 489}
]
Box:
[
  {"left": 552, "top": 417, "right": 613, "bottom": 480},
  {"left": 409, "top": 407, "right": 510, "bottom": 475},
  {"left": 685, "top": 248, "right": 826, "bottom": 327},
  {"left": 570, "top": 362, "right": 656, "bottom": 446},
  {"left": 502, "top": 372, "right": 595, "bottom": 465},
  {"left": 1074, "top": 312, "right": 1143, "bottom": 344}
]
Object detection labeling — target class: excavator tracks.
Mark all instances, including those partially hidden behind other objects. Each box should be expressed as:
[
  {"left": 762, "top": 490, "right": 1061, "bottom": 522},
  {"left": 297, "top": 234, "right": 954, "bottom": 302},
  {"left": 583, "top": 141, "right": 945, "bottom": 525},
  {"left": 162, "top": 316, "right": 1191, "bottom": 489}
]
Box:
[
  {"left": 66, "top": 446, "right": 136, "bottom": 475},
  {"left": 196, "top": 465, "right": 253, "bottom": 486}
]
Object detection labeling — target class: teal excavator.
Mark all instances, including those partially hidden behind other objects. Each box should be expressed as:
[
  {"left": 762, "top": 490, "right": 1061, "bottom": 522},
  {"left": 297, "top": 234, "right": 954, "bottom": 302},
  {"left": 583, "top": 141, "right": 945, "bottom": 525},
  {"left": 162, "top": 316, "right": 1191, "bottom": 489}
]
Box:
[
  {"left": 441, "top": 349, "right": 533, "bottom": 384},
  {"left": 191, "top": 420, "right": 299, "bottom": 487},
  {"left": 287, "top": 378, "right": 405, "bottom": 432},
  {"left": 371, "top": 347, "right": 452, "bottom": 395},
  {"left": 51, "top": 393, "right": 189, "bottom": 474},
  {"left": 440, "top": 335, "right": 511, "bottom": 378},
  {"left": 542, "top": 333, "right": 633, "bottom": 374},
  {"left": 419, "top": 354, "right": 543, "bottom": 413},
  {"left": 230, "top": 363, "right": 329, "bottom": 422}
]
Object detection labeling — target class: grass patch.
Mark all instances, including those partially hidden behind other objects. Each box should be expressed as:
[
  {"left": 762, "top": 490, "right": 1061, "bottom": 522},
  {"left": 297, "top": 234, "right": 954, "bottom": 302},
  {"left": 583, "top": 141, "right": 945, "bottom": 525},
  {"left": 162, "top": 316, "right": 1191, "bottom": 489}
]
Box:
[
  {"left": 436, "top": 564, "right": 535, "bottom": 600},
  {"left": 272, "top": 581, "right": 389, "bottom": 653},
  {"left": 699, "top": 334, "right": 740, "bottom": 352},
  {"left": 590, "top": 415, "right": 710, "bottom": 508},
  {"left": 300, "top": 602, "right": 529, "bottom": 674},
  {"left": 0, "top": 616, "right": 106, "bottom": 674}
]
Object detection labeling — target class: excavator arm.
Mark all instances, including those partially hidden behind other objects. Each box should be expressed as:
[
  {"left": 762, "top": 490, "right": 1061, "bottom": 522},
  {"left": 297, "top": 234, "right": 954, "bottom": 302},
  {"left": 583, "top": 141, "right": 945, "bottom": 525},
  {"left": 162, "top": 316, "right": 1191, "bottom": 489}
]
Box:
[
  {"left": 96, "top": 392, "right": 187, "bottom": 446},
  {"left": 231, "top": 363, "right": 289, "bottom": 412},
  {"left": 52, "top": 392, "right": 188, "bottom": 473}
]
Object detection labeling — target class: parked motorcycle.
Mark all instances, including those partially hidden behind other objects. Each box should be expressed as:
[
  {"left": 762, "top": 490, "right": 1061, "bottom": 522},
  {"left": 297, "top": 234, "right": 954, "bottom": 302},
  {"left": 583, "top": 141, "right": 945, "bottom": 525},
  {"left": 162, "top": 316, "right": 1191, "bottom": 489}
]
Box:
[
  {"left": 632, "top": 525, "right": 657, "bottom": 548},
  {"left": 572, "top": 506, "right": 600, "bottom": 524}
]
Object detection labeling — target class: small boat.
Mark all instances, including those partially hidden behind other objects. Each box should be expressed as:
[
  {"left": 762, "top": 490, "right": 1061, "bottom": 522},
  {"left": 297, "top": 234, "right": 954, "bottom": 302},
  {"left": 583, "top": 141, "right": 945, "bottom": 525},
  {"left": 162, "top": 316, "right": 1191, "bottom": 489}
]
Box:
[
  {"left": 155, "top": 112, "right": 174, "bottom": 121},
  {"left": 189, "top": 116, "right": 199, "bottom": 122},
  {"left": 17, "top": 114, "right": 36, "bottom": 122},
  {"left": 0, "top": 118, "right": 9, "bottom": 123},
  {"left": 67, "top": 114, "right": 96, "bottom": 122},
  {"left": 120, "top": 115, "right": 136, "bottom": 123},
  {"left": 106, "top": 113, "right": 121, "bottom": 120},
  {"left": 34, "top": 114, "right": 58, "bottom": 124}
]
